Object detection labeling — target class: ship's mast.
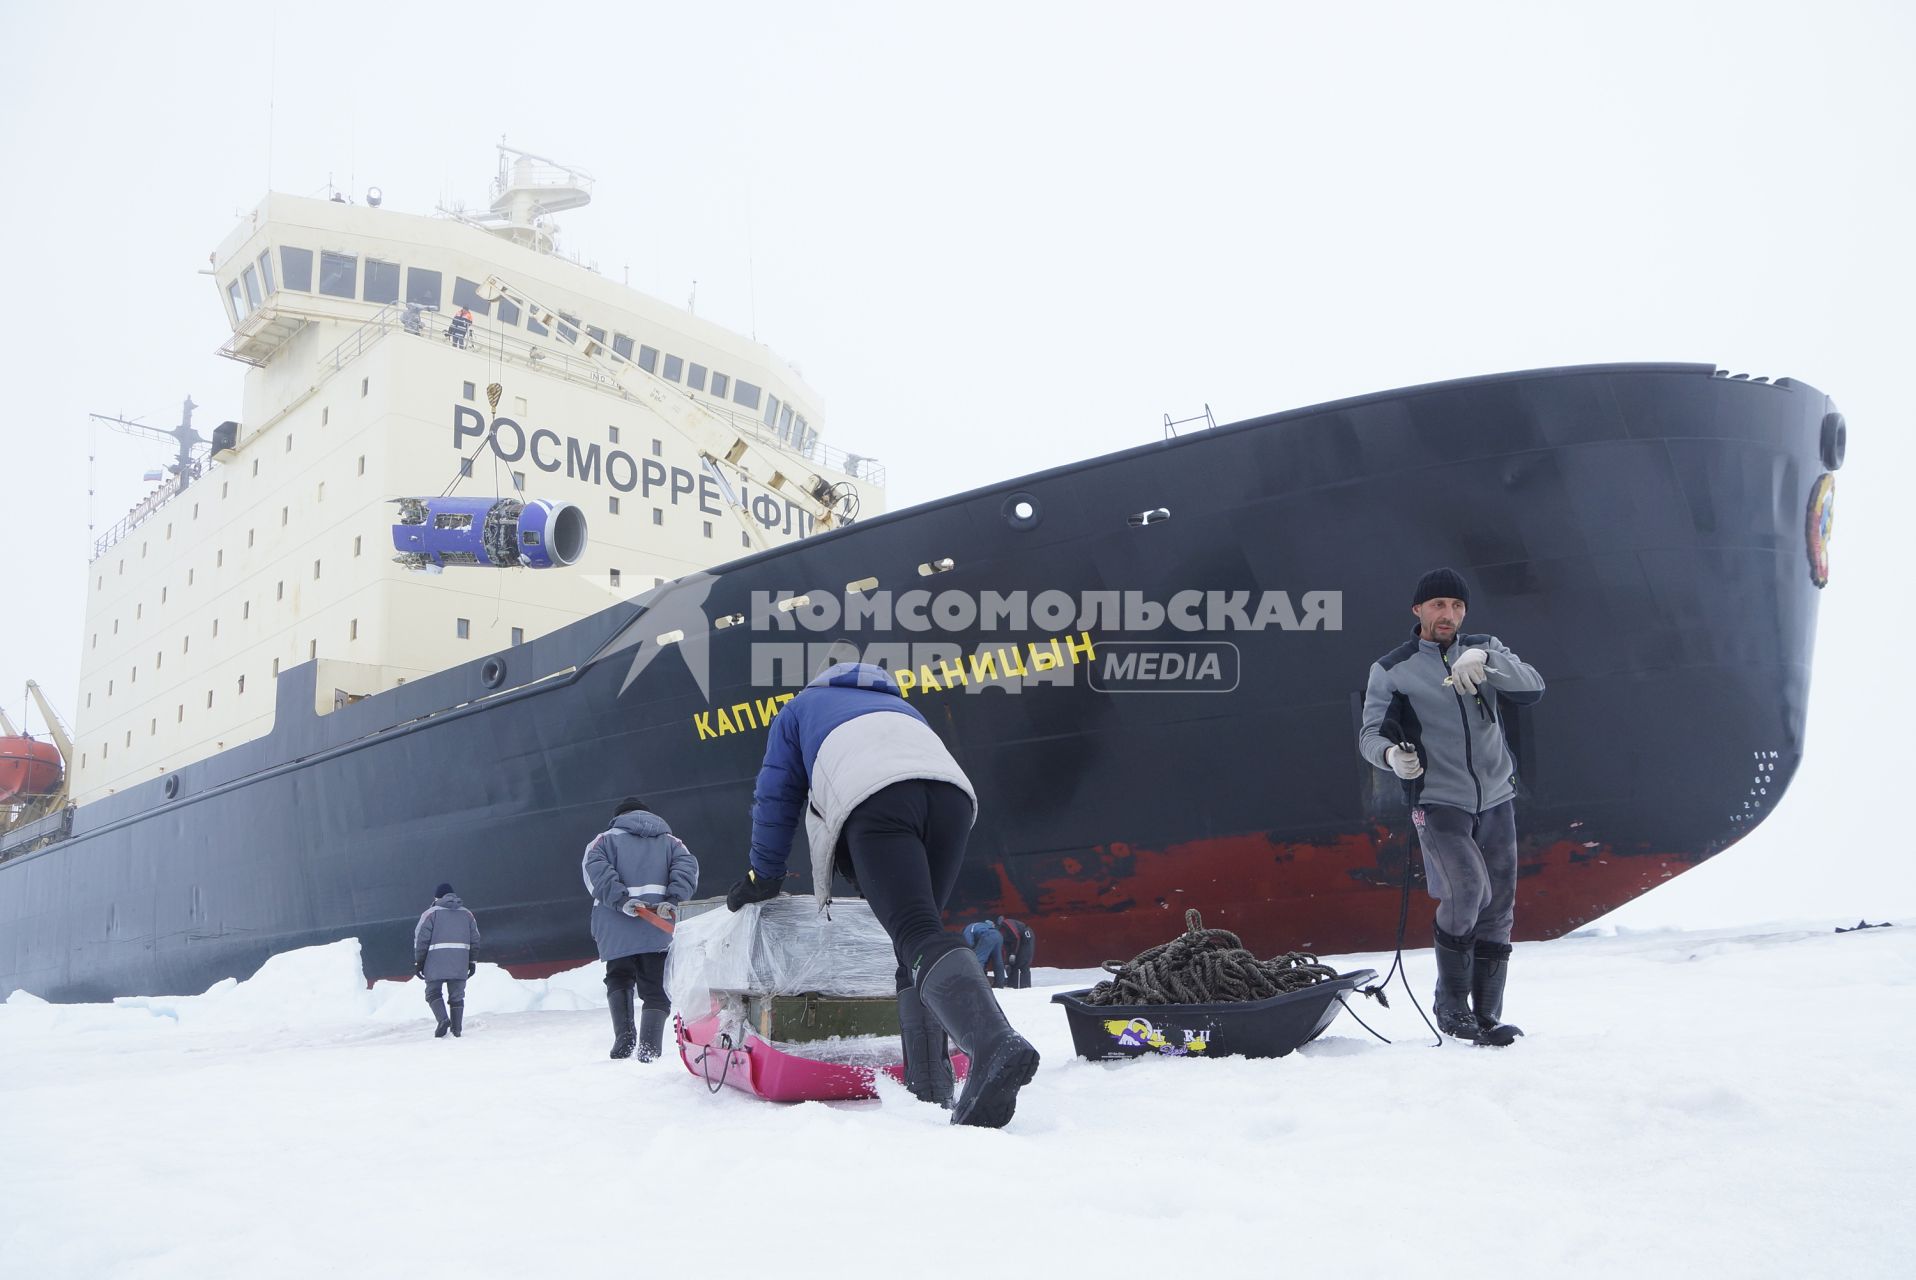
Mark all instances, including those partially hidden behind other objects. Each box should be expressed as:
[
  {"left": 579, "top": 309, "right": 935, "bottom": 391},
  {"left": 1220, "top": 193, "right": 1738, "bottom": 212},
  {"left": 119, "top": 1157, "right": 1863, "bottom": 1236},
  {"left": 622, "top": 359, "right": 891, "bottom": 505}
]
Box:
[{"left": 91, "top": 396, "right": 204, "bottom": 492}]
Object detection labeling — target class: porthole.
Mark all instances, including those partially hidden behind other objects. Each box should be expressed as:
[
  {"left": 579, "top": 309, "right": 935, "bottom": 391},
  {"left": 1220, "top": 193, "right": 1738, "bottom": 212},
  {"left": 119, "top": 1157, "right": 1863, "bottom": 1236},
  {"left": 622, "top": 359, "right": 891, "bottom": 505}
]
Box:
[
  {"left": 480, "top": 657, "right": 507, "bottom": 689},
  {"left": 1003, "top": 492, "right": 1042, "bottom": 530}
]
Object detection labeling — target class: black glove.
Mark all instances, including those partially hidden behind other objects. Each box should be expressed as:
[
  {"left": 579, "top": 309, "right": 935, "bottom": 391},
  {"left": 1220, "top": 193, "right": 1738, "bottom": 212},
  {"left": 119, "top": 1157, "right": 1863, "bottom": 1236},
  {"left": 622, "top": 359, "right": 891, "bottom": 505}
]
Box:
[
  {"left": 467, "top": 960, "right": 477, "bottom": 978},
  {"left": 414, "top": 958, "right": 426, "bottom": 979},
  {"left": 726, "top": 869, "right": 784, "bottom": 912}
]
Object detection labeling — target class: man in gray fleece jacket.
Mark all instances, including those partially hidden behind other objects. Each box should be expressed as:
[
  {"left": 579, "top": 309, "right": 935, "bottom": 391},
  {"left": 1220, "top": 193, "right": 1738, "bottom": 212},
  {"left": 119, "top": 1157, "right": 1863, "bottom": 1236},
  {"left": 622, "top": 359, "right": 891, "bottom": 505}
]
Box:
[{"left": 1359, "top": 567, "right": 1545, "bottom": 1046}]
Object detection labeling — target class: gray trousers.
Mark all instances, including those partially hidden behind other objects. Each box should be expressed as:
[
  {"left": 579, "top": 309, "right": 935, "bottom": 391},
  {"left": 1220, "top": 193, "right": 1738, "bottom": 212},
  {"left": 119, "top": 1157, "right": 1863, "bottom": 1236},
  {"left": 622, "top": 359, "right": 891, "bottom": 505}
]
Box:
[
  {"left": 424, "top": 978, "right": 467, "bottom": 1008},
  {"left": 1414, "top": 799, "right": 1518, "bottom": 944}
]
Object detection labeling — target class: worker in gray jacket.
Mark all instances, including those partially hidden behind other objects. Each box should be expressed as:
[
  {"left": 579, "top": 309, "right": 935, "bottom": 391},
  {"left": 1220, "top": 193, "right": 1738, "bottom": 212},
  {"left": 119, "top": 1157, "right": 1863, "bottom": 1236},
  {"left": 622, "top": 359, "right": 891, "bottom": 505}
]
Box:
[
  {"left": 1359, "top": 567, "right": 1545, "bottom": 1046},
  {"left": 414, "top": 883, "right": 481, "bottom": 1038},
  {"left": 583, "top": 798, "right": 700, "bottom": 1061}
]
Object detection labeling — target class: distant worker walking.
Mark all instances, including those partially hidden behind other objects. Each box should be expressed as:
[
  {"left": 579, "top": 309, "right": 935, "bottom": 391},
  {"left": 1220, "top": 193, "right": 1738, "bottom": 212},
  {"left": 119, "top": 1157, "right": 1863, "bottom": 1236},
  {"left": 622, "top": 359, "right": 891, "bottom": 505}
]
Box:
[
  {"left": 583, "top": 798, "right": 699, "bottom": 1062},
  {"left": 448, "top": 307, "right": 473, "bottom": 348},
  {"left": 726, "top": 662, "right": 1040, "bottom": 1128},
  {"left": 414, "top": 883, "right": 480, "bottom": 1039},
  {"left": 963, "top": 920, "right": 1007, "bottom": 988},
  {"left": 997, "top": 915, "right": 1036, "bottom": 989},
  {"left": 1359, "top": 567, "right": 1545, "bottom": 1046}
]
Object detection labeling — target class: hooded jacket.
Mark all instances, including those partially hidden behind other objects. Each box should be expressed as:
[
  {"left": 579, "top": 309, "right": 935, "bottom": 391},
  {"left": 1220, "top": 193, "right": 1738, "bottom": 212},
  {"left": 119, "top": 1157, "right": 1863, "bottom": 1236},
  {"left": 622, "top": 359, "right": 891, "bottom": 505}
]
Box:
[
  {"left": 1358, "top": 630, "right": 1545, "bottom": 814},
  {"left": 582, "top": 810, "right": 700, "bottom": 961},
  {"left": 749, "top": 662, "right": 976, "bottom": 905},
  {"left": 413, "top": 893, "right": 481, "bottom": 981}
]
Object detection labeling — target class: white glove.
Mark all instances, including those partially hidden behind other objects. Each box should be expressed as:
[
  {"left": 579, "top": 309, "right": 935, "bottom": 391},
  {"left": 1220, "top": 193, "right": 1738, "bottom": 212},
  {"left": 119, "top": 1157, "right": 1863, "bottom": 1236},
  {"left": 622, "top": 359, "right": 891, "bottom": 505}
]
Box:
[
  {"left": 653, "top": 901, "right": 678, "bottom": 922},
  {"left": 1385, "top": 744, "right": 1424, "bottom": 780},
  {"left": 1448, "top": 647, "right": 1489, "bottom": 696}
]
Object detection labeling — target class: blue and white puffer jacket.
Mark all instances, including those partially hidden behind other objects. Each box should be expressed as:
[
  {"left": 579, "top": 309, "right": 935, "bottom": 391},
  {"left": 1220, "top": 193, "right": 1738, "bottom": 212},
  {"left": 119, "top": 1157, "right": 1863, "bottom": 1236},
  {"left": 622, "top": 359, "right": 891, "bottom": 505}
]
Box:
[{"left": 749, "top": 663, "right": 976, "bottom": 905}]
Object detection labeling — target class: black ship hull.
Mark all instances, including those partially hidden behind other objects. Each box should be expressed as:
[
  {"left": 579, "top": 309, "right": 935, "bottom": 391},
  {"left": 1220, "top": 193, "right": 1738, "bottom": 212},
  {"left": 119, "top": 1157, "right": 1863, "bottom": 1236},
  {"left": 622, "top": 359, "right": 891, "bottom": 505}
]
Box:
[{"left": 1, "top": 363, "right": 1839, "bottom": 1001}]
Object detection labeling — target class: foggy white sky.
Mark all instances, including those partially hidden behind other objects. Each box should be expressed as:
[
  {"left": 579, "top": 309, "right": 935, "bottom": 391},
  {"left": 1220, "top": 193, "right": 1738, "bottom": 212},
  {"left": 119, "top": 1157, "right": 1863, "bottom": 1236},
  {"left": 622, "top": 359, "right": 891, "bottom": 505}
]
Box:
[{"left": 1, "top": 1, "right": 1910, "bottom": 924}]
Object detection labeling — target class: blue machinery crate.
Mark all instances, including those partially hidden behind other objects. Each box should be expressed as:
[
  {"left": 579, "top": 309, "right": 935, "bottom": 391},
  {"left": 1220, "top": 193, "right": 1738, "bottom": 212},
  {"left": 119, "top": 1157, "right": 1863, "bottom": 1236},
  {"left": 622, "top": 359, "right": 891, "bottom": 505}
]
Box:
[{"left": 1052, "top": 969, "right": 1377, "bottom": 1060}]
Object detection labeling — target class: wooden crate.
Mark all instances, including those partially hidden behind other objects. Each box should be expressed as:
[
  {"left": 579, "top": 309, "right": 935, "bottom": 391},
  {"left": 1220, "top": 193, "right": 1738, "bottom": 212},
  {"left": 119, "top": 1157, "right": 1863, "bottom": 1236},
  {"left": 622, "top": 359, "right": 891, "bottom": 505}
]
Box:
[{"left": 737, "top": 992, "right": 900, "bottom": 1042}]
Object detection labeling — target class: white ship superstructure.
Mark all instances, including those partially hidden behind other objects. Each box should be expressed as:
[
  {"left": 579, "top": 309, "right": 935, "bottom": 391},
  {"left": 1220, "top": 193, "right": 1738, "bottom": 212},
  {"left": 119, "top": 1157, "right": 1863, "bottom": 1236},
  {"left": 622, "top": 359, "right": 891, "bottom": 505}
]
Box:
[{"left": 72, "top": 150, "right": 882, "bottom": 802}]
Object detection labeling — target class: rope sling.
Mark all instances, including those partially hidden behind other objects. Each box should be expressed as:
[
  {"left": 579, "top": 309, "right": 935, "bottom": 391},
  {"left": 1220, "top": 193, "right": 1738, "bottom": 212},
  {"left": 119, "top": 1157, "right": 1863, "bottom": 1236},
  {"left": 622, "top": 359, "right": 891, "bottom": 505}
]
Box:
[{"left": 1078, "top": 909, "right": 1342, "bottom": 1006}]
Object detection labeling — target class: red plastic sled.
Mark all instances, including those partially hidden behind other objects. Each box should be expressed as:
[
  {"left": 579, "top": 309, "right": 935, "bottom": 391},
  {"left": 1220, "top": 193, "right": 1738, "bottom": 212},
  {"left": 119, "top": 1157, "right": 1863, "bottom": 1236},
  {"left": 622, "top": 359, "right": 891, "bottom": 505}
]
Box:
[{"left": 675, "top": 1007, "right": 970, "bottom": 1103}]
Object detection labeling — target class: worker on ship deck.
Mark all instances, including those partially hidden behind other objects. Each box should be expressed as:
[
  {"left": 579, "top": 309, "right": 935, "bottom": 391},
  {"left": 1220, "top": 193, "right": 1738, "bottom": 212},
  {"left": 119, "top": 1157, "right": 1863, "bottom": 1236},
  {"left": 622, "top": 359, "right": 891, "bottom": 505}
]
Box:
[
  {"left": 726, "top": 660, "right": 1040, "bottom": 1128},
  {"left": 1358, "top": 568, "right": 1546, "bottom": 1047}
]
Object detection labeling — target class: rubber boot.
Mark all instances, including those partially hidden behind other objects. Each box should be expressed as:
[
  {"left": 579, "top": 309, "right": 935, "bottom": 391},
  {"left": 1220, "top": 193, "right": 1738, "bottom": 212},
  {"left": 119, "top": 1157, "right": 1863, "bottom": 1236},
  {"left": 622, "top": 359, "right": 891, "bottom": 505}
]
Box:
[
  {"left": 426, "top": 990, "right": 450, "bottom": 1039},
  {"left": 917, "top": 949, "right": 1040, "bottom": 1128},
  {"left": 896, "top": 986, "right": 954, "bottom": 1105},
  {"left": 607, "top": 987, "right": 636, "bottom": 1060},
  {"left": 1471, "top": 939, "right": 1524, "bottom": 1047},
  {"left": 636, "top": 1008, "right": 668, "bottom": 1063},
  {"left": 1432, "top": 925, "right": 1484, "bottom": 1043},
  {"left": 448, "top": 1001, "right": 464, "bottom": 1038}
]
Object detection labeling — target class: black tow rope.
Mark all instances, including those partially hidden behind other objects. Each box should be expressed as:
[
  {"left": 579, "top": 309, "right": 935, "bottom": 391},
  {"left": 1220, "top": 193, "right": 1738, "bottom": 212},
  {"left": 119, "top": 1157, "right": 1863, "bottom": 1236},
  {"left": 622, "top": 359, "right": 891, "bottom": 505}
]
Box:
[
  {"left": 1341, "top": 718, "right": 1444, "bottom": 1048},
  {"left": 1078, "top": 909, "right": 1343, "bottom": 1006}
]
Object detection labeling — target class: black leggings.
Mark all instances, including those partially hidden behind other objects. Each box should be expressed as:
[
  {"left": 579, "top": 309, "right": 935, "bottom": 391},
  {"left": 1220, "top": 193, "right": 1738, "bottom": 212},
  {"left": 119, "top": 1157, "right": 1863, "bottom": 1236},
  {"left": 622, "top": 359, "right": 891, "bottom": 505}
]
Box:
[{"left": 842, "top": 779, "right": 973, "bottom": 991}]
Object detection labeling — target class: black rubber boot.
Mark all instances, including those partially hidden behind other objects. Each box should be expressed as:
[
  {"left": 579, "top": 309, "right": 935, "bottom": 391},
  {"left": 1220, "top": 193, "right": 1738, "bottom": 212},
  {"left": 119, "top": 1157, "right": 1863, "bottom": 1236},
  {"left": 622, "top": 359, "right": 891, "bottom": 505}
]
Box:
[
  {"left": 917, "top": 949, "right": 1040, "bottom": 1128},
  {"left": 896, "top": 986, "right": 954, "bottom": 1105},
  {"left": 636, "top": 1008, "right": 668, "bottom": 1063},
  {"left": 1471, "top": 939, "right": 1524, "bottom": 1047},
  {"left": 607, "top": 988, "right": 636, "bottom": 1060},
  {"left": 448, "top": 1001, "right": 464, "bottom": 1038},
  {"left": 427, "top": 991, "right": 450, "bottom": 1039},
  {"left": 1432, "top": 925, "right": 1484, "bottom": 1043}
]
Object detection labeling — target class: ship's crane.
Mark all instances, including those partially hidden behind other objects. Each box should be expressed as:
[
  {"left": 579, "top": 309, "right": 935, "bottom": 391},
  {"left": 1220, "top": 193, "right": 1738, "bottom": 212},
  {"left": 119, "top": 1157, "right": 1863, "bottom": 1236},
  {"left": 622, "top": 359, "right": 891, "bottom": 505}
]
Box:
[{"left": 477, "top": 275, "right": 858, "bottom": 551}]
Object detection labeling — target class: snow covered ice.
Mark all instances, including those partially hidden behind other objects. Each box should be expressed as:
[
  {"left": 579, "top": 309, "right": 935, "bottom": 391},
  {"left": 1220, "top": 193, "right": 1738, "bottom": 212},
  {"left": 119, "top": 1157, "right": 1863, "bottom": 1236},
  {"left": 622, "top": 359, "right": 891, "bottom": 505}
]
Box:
[{"left": 3, "top": 923, "right": 1910, "bottom": 1278}]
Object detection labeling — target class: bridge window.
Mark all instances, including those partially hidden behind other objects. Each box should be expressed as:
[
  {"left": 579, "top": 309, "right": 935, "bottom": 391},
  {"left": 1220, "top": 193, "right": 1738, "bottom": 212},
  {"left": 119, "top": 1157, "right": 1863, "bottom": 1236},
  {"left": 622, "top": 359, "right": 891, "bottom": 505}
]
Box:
[
  {"left": 279, "top": 246, "right": 313, "bottom": 292},
  {"left": 764, "top": 394, "right": 780, "bottom": 428},
  {"left": 406, "top": 267, "right": 442, "bottom": 310},
  {"left": 452, "top": 277, "right": 492, "bottom": 316},
  {"left": 613, "top": 334, "right": 634, "bottom": 361},
  {"left": 687, "top": 363, "right": 706, "bottom": 391},
  {"left": 525, "top": 309, "right": 548, "bottom": 336},
  {"left": 318, "top": 251, "right": 357, "bottom": 299},
  {"left": 496, "top": 295, "right": 521, "bottom": 327},
  {"left": 364, "top": 259, "right": 400, "bottom": 304},
  {"left": 733, "top": 380, "right": 761, "bottom": 411},
  {"left": 586, "top": 325, "right": 606, "bottom": 344},
  {"left": 257, "top": 250, "right": 276, "bottom": 294},
  {"left": 242, "top": 266, "right": 263, "bottom": 310},
  {"left": 662, "top": 354, "right": 683, "bottom": 382},
  {"left": 710, "top": 372, "right": 729, "bottom": 398},
  {"left": 638, "top": 345, "right": 659, "bottom": 374},
  {"left": 556, "top": 313, "right": 579, "bottom": 343},
  {"left": 226, "top": 279, "right": 246, "bottom": 323}
]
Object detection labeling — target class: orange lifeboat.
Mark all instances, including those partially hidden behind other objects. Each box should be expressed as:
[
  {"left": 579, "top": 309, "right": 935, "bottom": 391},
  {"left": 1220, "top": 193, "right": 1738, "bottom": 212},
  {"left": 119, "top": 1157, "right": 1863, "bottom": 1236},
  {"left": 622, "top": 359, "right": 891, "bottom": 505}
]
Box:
[{"left": 0, "top": 736, "right": 64, "bottom": 803}]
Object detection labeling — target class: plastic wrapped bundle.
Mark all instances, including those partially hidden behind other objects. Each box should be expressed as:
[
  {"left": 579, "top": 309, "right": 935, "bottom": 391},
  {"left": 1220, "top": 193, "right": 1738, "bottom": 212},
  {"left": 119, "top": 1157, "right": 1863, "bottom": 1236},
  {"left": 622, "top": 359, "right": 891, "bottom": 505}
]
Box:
[{"left": 665, "top": 895, "right": 898, "bottom": 1018}]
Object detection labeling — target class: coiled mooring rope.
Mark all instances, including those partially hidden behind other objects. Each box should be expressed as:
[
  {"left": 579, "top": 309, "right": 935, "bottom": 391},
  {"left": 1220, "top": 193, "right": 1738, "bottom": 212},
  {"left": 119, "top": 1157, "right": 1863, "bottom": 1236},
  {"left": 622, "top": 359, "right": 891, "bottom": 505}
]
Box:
[{"left": 1078, "top": 909, "right": 1341, "bottom": 1006}]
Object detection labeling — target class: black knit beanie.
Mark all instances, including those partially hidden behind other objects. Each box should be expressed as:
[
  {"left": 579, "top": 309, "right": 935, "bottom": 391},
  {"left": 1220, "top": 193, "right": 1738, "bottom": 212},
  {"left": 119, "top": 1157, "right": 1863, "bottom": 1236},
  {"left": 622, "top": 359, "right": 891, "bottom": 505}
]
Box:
[
  {"left": 613, "top": 797, "right": 650, "bottom": 817},
  {"left": 435, "top": 882, "right": 454, "bottom": 898},
  {"left": 1412, "top": 567, "right": 1470, "bottom": 608}
]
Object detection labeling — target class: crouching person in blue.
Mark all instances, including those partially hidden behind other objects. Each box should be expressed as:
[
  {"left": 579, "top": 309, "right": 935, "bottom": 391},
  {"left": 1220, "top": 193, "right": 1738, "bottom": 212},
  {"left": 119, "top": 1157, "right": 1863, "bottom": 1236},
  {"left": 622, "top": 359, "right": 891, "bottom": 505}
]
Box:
[
  {"left": 414, "top": 883, "right": 480, "bottom": 1038},
  {"left": 727, "top": 662, "right": 1040, "bottom": 1128},
  {"left": 1359, "top": 567, "right": 1545, "bottom": 1046},
  {"left": 584, "top": 798, "right": 700, "bottom": 1061}
]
